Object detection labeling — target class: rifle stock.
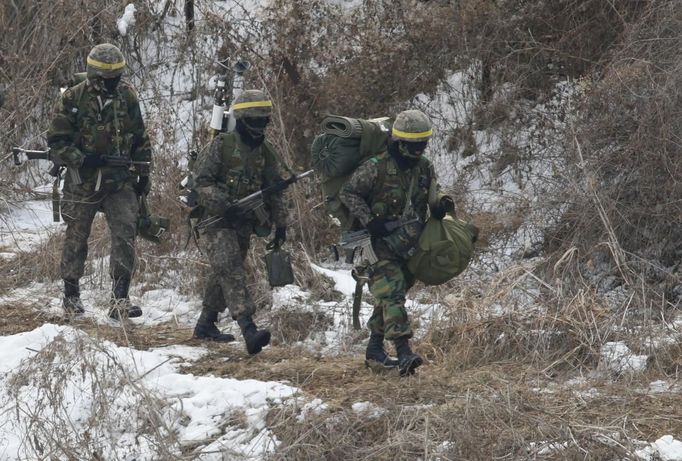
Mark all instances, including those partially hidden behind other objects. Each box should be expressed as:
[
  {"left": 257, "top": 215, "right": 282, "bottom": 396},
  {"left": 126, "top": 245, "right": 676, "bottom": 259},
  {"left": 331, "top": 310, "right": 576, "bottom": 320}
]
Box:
[
  {"left": 12, "top": 147, "right": 81, "bottom": 184},
  {"left": 351, "top": 267, "right": 368, "bottom": 330}
]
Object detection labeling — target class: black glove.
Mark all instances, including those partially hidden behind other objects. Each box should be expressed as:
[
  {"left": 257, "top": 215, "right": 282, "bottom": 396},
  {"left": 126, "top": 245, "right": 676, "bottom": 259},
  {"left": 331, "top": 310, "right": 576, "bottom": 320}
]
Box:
[
  {"left": 431, "top": 196, "right": 455, "bottom": 220},
  {"left": 135, "top": 176, "right": 150, "bottom": 196},
  {"left": 273, "top": 226, "right": 286, "bottom": 247},
  {"left": 366, "top": 218, "right": 393, "bottom": 238},
  {"left": 81, "top": 154, "right": 107, "bottom": 169}
]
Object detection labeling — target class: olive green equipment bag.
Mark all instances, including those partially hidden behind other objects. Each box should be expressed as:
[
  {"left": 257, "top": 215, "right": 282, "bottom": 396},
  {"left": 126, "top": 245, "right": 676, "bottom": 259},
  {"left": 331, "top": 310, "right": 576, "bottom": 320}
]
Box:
[
  {"left": 311, "top": 115, "right": 393, "bottom": 230},
  {"left": 406, "top": 215, "right": 478, "bottom": 286},
  {"left": 264, "top": 241, "right": 294, "bottom": 287},
  {"left": 138, "top": 194, "right": 170, "bottom": 243}
]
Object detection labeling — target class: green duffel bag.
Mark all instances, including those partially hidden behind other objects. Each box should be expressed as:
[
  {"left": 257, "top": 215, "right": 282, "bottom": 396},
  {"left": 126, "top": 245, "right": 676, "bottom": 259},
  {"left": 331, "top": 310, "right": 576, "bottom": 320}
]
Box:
[{"left": 407, "top": 216, "right": 479, "bottom": 286}]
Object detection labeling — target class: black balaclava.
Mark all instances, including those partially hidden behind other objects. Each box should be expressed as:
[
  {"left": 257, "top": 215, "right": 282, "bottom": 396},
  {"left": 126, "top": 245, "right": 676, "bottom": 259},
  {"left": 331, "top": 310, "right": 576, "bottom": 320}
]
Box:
[
  {"left": 90, "top": 75, "right": 121, "bottom": 96},
  {"left": 103, "top": 75, "right": 122, "bottom": 94},
  {"left": 236, "top": 117, "right": 269, "bottom": 148},
  {"left": 387, "top": 139, "right": 426, "bottom": 170}
]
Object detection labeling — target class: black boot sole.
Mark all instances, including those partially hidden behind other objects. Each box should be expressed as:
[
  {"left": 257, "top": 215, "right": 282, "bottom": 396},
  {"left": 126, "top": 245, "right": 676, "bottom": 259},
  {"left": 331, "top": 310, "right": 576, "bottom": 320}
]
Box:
[
  {"left": 193, "top": 333, "right": 236, "bottom": 343},
  {"left": 399, "top": 355, "right": 423, "bottom": 377},
  {"left": 364, "top": 359, "right": 399, "bottom": 372},
  {"left": 246, "top": 330, "right": 271, "bottom": 355},
  {"left": 108, "top": 306, "right": 142, "bottom": 320}
]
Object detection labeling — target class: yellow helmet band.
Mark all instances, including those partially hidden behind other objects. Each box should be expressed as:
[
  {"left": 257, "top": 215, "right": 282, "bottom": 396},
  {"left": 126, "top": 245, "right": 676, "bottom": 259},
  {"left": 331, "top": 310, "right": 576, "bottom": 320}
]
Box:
[
  {"left": 392, "top": 127, "right": 433, "bottom": 139},
  {"left": 87, "top": 56, "right": 126, "bottom": 70},
  {"left": 231, "top": 100, "right": 273, "bottom": 111}
]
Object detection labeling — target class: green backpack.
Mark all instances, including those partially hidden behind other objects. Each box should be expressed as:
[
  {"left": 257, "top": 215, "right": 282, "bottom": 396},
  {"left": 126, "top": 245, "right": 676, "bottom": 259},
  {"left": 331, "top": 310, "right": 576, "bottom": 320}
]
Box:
[
  {"left": 406, "top": 215, "right": 479, "bottom": 286},
  {"left": 311, "top": 115, "right": 392, "bottom": 229}
]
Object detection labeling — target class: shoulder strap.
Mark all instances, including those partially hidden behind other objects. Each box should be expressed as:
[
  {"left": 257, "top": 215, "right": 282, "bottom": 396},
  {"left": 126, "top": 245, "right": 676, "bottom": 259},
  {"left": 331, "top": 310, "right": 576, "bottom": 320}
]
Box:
[
  {"left": 370, "top": 154, "right": 389, "bottom": 198},
  {"left": 402, "top": 173, "right": 417, "bottom": 219},
  {"left": 64, "top": 82, "right": 88, "bottom": 146},
  {"left": 427, "top": 163, "right": 439, "bottom": 209},
  {"left": 218, "top": 132, "right": 237, "bottom": 164},
  {"left": 264, "top": 140, "right": 296, "bottom": 177},
  {"left": 71, "top": 81, "right": 88, "bottom": 112}
]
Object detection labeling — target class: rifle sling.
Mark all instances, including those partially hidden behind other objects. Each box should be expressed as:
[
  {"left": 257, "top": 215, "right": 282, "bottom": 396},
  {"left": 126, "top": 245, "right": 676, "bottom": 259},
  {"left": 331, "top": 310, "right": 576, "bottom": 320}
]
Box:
[{"left": 52, "top": 172, "right": 62, "bottom": 223}]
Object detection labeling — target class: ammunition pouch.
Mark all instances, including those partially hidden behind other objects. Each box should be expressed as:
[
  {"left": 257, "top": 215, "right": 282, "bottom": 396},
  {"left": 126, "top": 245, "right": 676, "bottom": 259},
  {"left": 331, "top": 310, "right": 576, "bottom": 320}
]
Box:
[
  {"left": 138, "top": 214, "right": 170, "bottom": 243},
  {"left": 264, "top": 247, "right": 294, "bottom": 287}
]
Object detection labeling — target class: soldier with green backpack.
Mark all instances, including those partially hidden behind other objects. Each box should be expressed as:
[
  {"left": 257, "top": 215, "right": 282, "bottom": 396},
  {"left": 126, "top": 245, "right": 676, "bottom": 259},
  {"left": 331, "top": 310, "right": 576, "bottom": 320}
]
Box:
[
  {"left": 339, "top": 109, "right": 457, "bottom": 377},
  {"left": 46, "top": 43, "right": 152, "bottom": 320}
]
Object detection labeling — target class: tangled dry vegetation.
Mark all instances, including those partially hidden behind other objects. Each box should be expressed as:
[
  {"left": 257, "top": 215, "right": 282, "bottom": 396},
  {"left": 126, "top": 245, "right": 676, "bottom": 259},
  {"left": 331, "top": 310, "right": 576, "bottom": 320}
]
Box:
[{"left": 1, "top": 0, "right": 681, "bottom": 459}]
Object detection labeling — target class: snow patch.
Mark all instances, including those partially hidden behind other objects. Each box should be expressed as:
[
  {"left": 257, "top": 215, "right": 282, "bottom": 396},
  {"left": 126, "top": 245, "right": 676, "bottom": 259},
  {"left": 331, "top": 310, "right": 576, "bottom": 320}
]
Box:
[
  {"left": 599, "top": 341, "right": 648, "bottom": 374},
  {"left": 296, "top": 398, "right": 328, "bottom": 422},
  {"left": 0, "top": 325, "right": 299, "bottom": 460},
  {"left": 636, "top": 436, "right": 682, "bottom": 461},
  {"left": 0, "top": 200, "right": 61, "bottom": 254},
  {"left": 117, "top": 3, "right": 136, "bottom": 36}
]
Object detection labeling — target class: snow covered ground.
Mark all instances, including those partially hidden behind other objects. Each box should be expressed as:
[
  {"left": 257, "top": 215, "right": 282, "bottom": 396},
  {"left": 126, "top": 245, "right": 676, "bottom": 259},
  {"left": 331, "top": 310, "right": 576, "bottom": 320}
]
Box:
[
  {"left": 0, "top": 199, "right": 60, "bottom": 256},
  {"left": 0, "top": 324, "right": 298, "bottom": 460},
  {"left": 2, "top": 198, "right": 681, "bottom": 460}
]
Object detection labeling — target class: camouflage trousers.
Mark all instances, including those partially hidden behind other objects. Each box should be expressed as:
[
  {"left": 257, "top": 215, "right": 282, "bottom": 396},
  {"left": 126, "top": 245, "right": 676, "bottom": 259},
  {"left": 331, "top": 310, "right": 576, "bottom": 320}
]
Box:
[
  {"left": 60, "top": 184, "right": 138, "bottom": 281},
  {"left": 367, "top": 258, "right": 416, "bottom": 340},
  {"left": 199, "top": 227, "right": 256, "bottom": 320}
]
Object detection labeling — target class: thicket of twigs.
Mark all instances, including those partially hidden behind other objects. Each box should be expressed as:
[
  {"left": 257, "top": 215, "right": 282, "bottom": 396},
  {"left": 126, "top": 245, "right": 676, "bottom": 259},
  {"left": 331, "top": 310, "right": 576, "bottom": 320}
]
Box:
[
  {"left": 3, "top": 0, "right": 678, "bottom": 300},
  {"left": 545, "top": 2, "right": 682, "bottom": 310}
]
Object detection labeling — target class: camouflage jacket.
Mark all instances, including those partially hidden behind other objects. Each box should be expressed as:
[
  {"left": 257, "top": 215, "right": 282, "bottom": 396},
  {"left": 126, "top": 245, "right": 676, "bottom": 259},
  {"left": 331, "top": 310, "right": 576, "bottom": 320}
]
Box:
[
  {"left": 46, "top": 79, "right": 152, "bottom": 191},
  {"left": 339, "top": 152, "right": 436, "bottom": 226},
  {"left": 192, "top": 131, "right": 288, "bottom": 230},
  {"left": 340, "top": 152, "right": 441, "bottom": 260}
]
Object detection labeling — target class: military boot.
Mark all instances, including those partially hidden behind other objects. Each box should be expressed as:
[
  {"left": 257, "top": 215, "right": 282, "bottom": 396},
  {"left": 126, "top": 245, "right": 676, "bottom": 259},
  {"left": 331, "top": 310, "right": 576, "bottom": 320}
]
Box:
[
  {"left": 237, "top": 316, "right": 271, "bottom": 355},
  {"left": 193, "top": 309, "right": 236, "bottom": 342},
  {"left": 108, "top": 278, "right": 142, "bottom": 320},
  {"left": 63, "top": 279, "right": 85, "bottom": 315},
  {"left": 364, "top": 333, "right": 399, "bottom": 370},
  {"left": 393, "top": 336, "right": 423, "bottom": 377}
]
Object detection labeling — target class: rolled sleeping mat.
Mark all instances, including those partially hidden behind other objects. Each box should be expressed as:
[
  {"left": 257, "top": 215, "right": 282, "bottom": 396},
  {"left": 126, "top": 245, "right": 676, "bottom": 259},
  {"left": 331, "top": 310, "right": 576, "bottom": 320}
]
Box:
[{"left": 320, "top": 115, "right": 363, "bottom": 139}]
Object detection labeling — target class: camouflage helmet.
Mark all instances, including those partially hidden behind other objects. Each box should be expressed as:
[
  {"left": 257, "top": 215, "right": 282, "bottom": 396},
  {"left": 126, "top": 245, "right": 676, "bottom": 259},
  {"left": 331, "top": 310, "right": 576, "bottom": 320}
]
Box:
[
  {"left": 86, "top": 43, "right": 126, "bottom": 79},
  {"left": 391, "top": 109, "right": 433, "bottom": 142},
  {"left": 231, "top": 89, "right": 273, "bottom": 119}
]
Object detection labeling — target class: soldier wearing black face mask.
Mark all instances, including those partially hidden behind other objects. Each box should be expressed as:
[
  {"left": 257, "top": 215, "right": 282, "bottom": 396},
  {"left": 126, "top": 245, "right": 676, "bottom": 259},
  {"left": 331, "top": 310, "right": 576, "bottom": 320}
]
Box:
[
  {"left": 46, "top": 43, "right": 152, "bottom": 319},
  {"left": 339, "top": 109, "right": 455, "bottom": 377},
  {"left": 190, "top": 89, "right": 288, "bottom": 355},
  {"left": 235, "top": 115, "right": 270, "bottom": 147}
]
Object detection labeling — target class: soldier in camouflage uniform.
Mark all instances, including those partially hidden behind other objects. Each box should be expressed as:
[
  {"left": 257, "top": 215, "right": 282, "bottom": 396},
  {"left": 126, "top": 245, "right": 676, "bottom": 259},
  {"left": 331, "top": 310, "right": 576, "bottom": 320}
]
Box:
[
  {"left": 191, "top": 89, "right": 287, "bottom": 355},
  {"left": 47, "top": 43, "right": 152, "bottom": 319},
  {"left": 340, "top": 109, "right": 454, "bottom": 376}
]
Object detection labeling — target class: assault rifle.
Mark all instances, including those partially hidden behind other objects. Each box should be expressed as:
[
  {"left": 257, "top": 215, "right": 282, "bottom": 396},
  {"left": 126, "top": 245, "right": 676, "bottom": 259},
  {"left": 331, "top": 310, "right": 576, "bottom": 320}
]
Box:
[
  {"left": 10, "top": 147, "right": 152, "bottom": 222},
  {"left": 11, "top": 147, "right": 81, "bottom": 185},
  {"left": 338, "top": 217, "right": 419, "bottom": 330},
  {"left": 217, "top": 169, "right": 315, "bottom": 226},
  {"left": 11, "top": 147, "right": 151, "bottom": 186}
]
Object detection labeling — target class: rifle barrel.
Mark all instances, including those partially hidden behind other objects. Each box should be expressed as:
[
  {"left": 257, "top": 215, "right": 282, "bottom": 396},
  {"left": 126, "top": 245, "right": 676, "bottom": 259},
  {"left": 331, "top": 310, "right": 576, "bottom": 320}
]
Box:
[{"left": 12, "top": 147, "right": 50, "bottom": 154}]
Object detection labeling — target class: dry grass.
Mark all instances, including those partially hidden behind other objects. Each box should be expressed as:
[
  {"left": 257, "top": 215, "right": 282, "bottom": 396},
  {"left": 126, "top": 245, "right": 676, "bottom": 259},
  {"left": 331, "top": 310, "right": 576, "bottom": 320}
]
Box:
[
  {"left": 0, "top": 232, "right": 63, "bottom": 295},
  {"left": 223, "top": 341, "right": 681, "bottom": 460},
  {"left": 2, "top": 254, "right": 681, "bottom": 460}
]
